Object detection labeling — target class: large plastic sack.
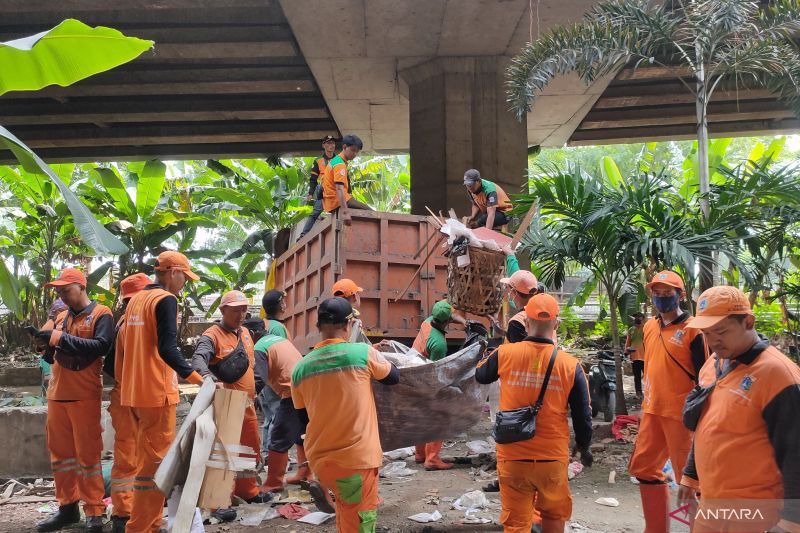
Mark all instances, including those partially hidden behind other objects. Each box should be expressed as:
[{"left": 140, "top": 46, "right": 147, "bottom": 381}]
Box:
[{"left": 373, "top": 342, "right": 488, "bottom": 451}]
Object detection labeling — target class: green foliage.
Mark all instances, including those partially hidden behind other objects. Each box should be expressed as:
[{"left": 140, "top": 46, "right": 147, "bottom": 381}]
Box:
[
  {"left": 753, "top": 300, "right": 785, "bottom": 338},
  {"left": 558, "top": 306, "right": 582, "bottom": 340}
]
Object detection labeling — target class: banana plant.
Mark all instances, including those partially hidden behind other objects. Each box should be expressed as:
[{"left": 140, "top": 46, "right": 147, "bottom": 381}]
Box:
[
  {"left": 185, "top": 253, "right": 266, "bottom": 317},
  {"left": 349, "top": 155, "right": 411, "bottom": 213}
]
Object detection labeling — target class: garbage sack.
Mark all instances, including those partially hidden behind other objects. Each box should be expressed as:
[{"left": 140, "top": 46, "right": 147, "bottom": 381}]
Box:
[
  {"left": 379, "top": 461, "right": 417, "bottom": 478},
  {"left": 453, "top": 489, "right": 490, "bottom": 511},
  {"left": 408, "top": 510, "right": 442, "bottom": 523},
  {"left": 374, "top": 342, "right": 487, "bottom": 451}
]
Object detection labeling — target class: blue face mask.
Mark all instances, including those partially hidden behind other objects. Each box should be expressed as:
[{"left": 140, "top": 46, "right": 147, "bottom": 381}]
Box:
[{"left": 653, "top": 294, "right": 680, "bottom": 313}]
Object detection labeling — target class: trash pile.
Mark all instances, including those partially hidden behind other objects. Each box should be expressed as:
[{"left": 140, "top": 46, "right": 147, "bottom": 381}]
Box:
[
  {"left": 611, "top": 414, "right": 640, "bottom": 443},
  {"left": 0, "top": 478, "right": 55, "bottom": 506}
]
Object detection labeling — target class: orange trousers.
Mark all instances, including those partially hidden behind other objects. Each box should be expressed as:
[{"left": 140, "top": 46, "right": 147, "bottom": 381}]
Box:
[
  {"left": 628, "top": 412, "right": 692, "bottom": 483},
  {"left": 47, "top": 399, "right": 105, "bottom": 516},
  {"left": 497, "top": 460, "right": 572, "bottom": 532},
  {"left": 127, "top": 404, "right": 176, "bottom": 533},
  {"left": 108, "top": 388, "right": 137, "bottom": 517},
  {"left": 315, "top": 460, "right": 379, "bottom": 533},
  {"left": 234, "top": 405, "right": 261, "bottom": 500}
]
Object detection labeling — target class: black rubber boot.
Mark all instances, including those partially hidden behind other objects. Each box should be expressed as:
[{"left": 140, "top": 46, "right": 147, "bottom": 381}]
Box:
[
  {"left": 36, "top": 502, "right": 81, "bottom": 532},
  {"left": 85, "top": 515, "right": 104, "bottom": 533},
  {"left": 244, "top": 492, "right": 274, "bottom": 504},
  {"left": 210, "top": 508, "right": 237, "bottom": 523},
  {"left": 303, "top": 480, "right": 336, "bottom": 514},
  {"left": 110, "top": 515, "right": 129, "bottom": 533}
]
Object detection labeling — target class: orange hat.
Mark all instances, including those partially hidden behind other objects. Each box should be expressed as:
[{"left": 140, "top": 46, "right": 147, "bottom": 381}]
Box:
[
  {"left": 525, "top": 293, "right": 560, "bottom": 321},
  {"left": 685, "top": 286, "right": 753, "bottom": 330},
  {"left": 332, "top": 278, "right": 363, "bottom": 298},
  {"left": 120, "top": 273, "right": 150, "bottom": 300},
  {"left": 220, "top": 290, "right": 249, "bottom": 308},
  {"left": 645, "top": 270, "right": 685, "bottom": 291},
  {"left": 45, "top": 267, "right": 86, "bottom": 288},
  {"left": 500, "top": 270, "right": 538, "bottom": 295},
  {"left": 154, "top": 251, "right": 199, "bottom": 281}
]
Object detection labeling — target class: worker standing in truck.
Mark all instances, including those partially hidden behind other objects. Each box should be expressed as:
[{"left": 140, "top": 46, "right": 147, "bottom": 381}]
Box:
[
  {"left": 321, "top": 134, "right": 372, "bottom": 226},
  {"left": 299, "top": 135, "right": 337, "bottom": 239},
  {"left": 463, "top": 169, "right": 513, "bottom": 230}
]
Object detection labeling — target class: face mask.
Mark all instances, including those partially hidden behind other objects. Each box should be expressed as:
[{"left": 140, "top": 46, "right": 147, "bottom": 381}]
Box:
[{"left": 653, "top": 295, "right": 680, "bottom": 313}]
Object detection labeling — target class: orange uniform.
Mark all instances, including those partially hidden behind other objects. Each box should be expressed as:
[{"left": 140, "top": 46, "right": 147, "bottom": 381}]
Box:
[
  {"left": 108, "top": 316, "right": 137, "bottom": 518},
  {"left": 46, "top": 302, "right": 113, "bottom": 518},
  {"left": 321, "top": 152, "right": 351, "bottom": 213},
  {"left": 467, "top": 178, "right": 512, "bottom": 213},
  {"left": 475, "top": 338, "right": 593, "bottom": 531}
]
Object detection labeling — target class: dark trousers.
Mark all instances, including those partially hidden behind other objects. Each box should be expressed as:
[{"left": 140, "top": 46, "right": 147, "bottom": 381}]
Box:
[
  {"left": 632, "top": 360, "right": 644, "bottom": 395},
  {"left": 268, "top": 398, "right": 305, "bottom": 453},
  {"left": 474, "top": 209, "right": 509, "bottom": 229},
  {"left": 299, "top": 185, "right": 324, "bottom": 238}
]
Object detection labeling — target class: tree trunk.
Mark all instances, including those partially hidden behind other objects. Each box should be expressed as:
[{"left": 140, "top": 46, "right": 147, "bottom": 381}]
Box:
[
  {"left": 696, "top": 63, "right": 714, "bottom": 292},
  {"left": 609, "top": 292, "right": 628, "bottom": 415}
]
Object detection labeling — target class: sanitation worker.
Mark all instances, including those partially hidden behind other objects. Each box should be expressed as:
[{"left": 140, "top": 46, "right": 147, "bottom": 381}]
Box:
[
  {"left": 678, "top": 286, "right": 800, "bottom": 533},
  {"left": 463, "top": 169, "right": 513, "bottom": 230},
  {"left": 252, "top": 328, "right": 305, "bottom": 492},
  {"left": 33, "top": 268, "right": 113, "bottom": 533},
  {"left": 103, "top": 272, "right": 150, "bottom": 533},
  {"left": 291, "top": 297, "right": 400, "bottom": 532},
  {"left": 475, "top": 294, "right": 593, "bottom": 533},
  {"left": 411, "top": 300, "right": 465, "bottom": 470},
  {"left": 321, "top": 133, "right": 372, "bottom": 225},
  {"left": 299, "top": 135, "right": 336, "bottom": 239},
  {"left": 625, "top": 312, "right": 646, "bottom": 398},
  {"left": 191, "top": 290, "right": 272, "bottom": 504},
  {"left": 262, "top": 289, "right": 291, "bottom": 340},
  {"left": 332, "top": 278, "right": 369, "bottom": 343},
  {"left": 628, "top": 270, "right": 706, "bottom": 533},
  {"left": 121, "top": 251, "right": 205, "bottom": 533}
]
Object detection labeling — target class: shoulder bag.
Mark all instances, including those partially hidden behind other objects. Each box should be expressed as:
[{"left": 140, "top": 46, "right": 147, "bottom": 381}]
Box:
[{"left": 209, "top": 329, "right": 250, "bottom": 384}]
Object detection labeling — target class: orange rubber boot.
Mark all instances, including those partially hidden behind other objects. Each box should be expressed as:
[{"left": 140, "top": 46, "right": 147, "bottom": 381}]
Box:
[
  {"left": 541, "top": 518, "right": 566, "bottom": 533},
  {"left": 286, "top": 445, "right": 314, "bottom": 485},
  {"left": 640, "top": 482, "right": 669, "bottom": 533},
  {"left": 262, "top": 451, "right": 289, "bottom": 493},
  {"left": 414, "top": 444, "right": 426, "bottom": 463},
  {"left": 424, "top": 441, "right": 453, "bottom": 471}
]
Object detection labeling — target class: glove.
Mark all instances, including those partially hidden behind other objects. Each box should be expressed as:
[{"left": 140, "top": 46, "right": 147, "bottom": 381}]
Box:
[
  {"left": 41, "top": 351, "right": 55, "bottom": 365},
  {"left": 34, "top": 329, "right": 53, "bottom": 341},
  {"left": 572, "top": 444, "right": 594, "bottom": 467}
]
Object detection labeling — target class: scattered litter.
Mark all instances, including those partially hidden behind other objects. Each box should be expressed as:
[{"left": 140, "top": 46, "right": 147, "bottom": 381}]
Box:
[
  {"left": 277, "top": 503, "right": 310, "bottom": 520},
  {"left": 662, "top": 460, "right": 678, "bottom": 489},
  {"left": 453, "top": 490, "right": 489, "bottom": 511},
  {"left": 36, "top": 502, "right": 59, "bottom": 514},
  {"left": 568, "top": 461, "right": 584, "bottom": 480},
  {"left": 441, "top": 440, "right": 457, "bottom": 449},
  {"left": 466, "top": 440, "right": 495, "bottom": 455},
  {"left": 2, "top": 496, "right": 56, "bottom": 505},
  {"left": 594, "top": 497, "right": 620, "bottom": 507},
  {"left": 608, "top": 471, "right": 617, "bottom": 484},
  {"left": 611, "top": 414, "right": 640, "bottom": 443},
  {"left": 630, "top": 477, "right": 640, "bottom": 485},
  {"left": 273, "top": 489, "right": 313, "bottom": 504},
  {"left": 166, "top": 486, "right": 204, "bottom": 532},
  {"left": 297, "top": 512, "right": 335, "bottom": 525},
  {"left": 459, "top": 509, "right": 492, "bottom": 524},
  {"left": 380, "top": 461, "right": 418, "bottom": 478},
  {"left": 383, "top": 447, "right": 416, "bottom": 461},
  {"left": 381, "top": 349, "right": 430, "bottom": 368},
  {"left": 239, "top": 506, "right": 279, "bottom": 526},
  {"left": 408, "top": 510, "right": 442, "bottom": 523}
]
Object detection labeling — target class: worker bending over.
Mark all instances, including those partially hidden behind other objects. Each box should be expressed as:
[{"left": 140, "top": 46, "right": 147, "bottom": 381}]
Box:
[
  {"left": 321, "top": 134, "right": 372, "bottom": 226},
  {"left": 628, "top": 271, "right": 706, "bottom": 532},
  {"left": 121, "top": 252, "right": 205, "bottom": 533},
  {"left": 291, "top": 298, "right": 400, "bottom": 532},
  {"left": 412, "top": 300, "right": 465, "bottom": 470},
  {"left": 33, "top": 268, "right": 113, "bottom": 533},
  {"left": 476, "top": 294, "right": 592, "bottom": 533},
  {"left": 191, "top": 290, "right": 272, "bottom": 504},
  {"left": 463, "top": 169, "right": 513, "bottom": 230},
  {"left": 678, "top": 286, "right": 800, "bottom": 532},
  {"left": 252, "top": 329, "right": 305, "bottom": 492},
  {"left": 299, "top": 135, "right": 336, "bottom": 239},
  {"left": 103, "top": 273, "right": 149, "bottom": 533}
]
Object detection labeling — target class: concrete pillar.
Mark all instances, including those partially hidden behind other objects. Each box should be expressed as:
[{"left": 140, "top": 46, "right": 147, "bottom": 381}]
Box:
[{"left": 401, "top": 57, "right": 528, "bottom": 217}]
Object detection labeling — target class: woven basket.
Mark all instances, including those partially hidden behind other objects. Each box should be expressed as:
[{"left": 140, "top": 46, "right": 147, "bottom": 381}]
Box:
[{"left": 447, "top": 246, "right": 506, "bottom": 315}]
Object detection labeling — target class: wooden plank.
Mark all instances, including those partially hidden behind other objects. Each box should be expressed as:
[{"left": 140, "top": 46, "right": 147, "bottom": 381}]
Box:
[
  {"left": 173, "top": 405, "right": 216, "bottom": 533},
  {"left": 198, "top": 389, "right": 248, "bottom": 509},
  {"left": 594, "top": 88, "right": 775, "bottom": 109}
]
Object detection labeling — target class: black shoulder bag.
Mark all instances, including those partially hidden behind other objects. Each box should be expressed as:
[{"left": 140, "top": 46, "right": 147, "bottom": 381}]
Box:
[
  {"left": 682, "top": 358, "right": 738, "bottom": 431},
  {"left": 209, "top": 330, "right": 250, "bottom": 384},
  {"left": 492, "top": 344, "right": 558, "bottom": 444}
]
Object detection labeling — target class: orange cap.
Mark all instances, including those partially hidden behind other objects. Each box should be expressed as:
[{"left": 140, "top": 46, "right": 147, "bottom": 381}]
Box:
[
  {"left": 525, "top": 293, "right": 560, "bottom": 321},
  {"left": 45, "top": 267, "right": 86, "bottom": 288},
  {"left": 120, "top": 273, "right": 150, "bottom": 300},
  {"left": 332, "top": 278, "right": 363, "bottom": 298},
  {"left": 500, "top": 270, "right": 538, "bottom": 295},
  {"left": 154, "top": 251, "right": 199, "bottom": 281},
  {"left": 220, "top": 290, "right": 249, "bottom": 308},
  {"left": 645, "top": 270, "right": 685, "bottom": 291},
  {"left": 685, "top": 286, "right": 753, "bottom": 330}
]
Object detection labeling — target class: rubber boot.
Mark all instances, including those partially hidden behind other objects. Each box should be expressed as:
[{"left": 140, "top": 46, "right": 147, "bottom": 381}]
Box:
[
  {"left": 414, "top": 444, "right": 426, "bottom": 463},
  {"left": 640, "top": 482, "right": 670, "bottom": 533},
  {"left": 305, "top": 480, "right": 336, "bottom": 514},
  {"left": 36, "top": 501, "right": 80, "bottom": 532},
  {"left": 262, "top": 450, "right": 290, "bottom": 493},
  {"left": 424, "top": 441, "right": 453, "bottom": 470},
  {"left": 110, "top": 516, "right": 129, "bottom": 533},
  {"left": 85, "top": 516, "right": 104, "bottom": 533},
  {"left": 540, "top": 517, "right": 565, "bottom": 533},
  {"left": 286, "top": 445, "right": 314, "bottom": 484}
]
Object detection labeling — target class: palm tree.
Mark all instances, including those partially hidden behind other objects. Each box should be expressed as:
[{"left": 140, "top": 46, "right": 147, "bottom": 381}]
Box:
[{"left": 507, "top": 0, "right": 800, "bottom": 272}]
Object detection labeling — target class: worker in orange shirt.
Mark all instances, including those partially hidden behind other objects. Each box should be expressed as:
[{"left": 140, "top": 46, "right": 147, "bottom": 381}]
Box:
[
  {"left": 678, "top": 286, "right": 800, "bottom": 532},
  {"left": 321, "top": 134, "right": 372, "bottom": 226},
  {"left": 191, "top": 290, "right": 272, "bottom": 506},
  {"left": 625, "top": 312, "right": 646, "bottom": 398},
  {"left": 252, "top": 327, "right": 304, "bottom": 492},
  {"left": 499, "top": 267, "right": 541, "bottom": 343},
  {"left": 299, "top": 135, "right": 337, "bottom": 239},
  {"left": 291, "top": 297, "right": 400, "bottom": 532},
  {"left": 121, "top": 251, "right": 205, "bottom": 533},
  {"left": 475, "top": 294, "right": 593, "bottom": 533},
  {"left": 32, "top": 268, "right": 114, "bottom": 533},
  {"left": 101, "top": 273, "right": 150, "bottom": 533},
  {"left": 628, "top": 271, "right": 706, "bottom": 533},
  {"left": 463, "top": 169, "right": 513, "bottom": 230}
]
